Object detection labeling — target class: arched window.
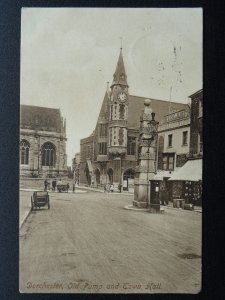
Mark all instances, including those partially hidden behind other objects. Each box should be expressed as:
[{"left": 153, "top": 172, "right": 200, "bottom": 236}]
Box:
[
  {"left": 107, "top": 168, "right": 113, "bottom": 184},
  {"left": 95, "top": 169, "right": 101, "bottom": 185},
  {"left": 41, "top": 142, "right": 56, "bottom": 167},
  {"left": 20, "top": 140, "right": 30, "bottom": 165},
  {"left": 127, "top": 136, "right": 136, "bottom": 155}
]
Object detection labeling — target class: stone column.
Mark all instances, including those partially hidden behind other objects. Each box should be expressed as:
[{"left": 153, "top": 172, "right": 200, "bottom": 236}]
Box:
[{"left": 133, "top": 99, "right": 158, "bottom": 208}]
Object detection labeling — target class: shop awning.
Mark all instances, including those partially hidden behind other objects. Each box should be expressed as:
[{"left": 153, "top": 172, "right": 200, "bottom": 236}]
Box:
[
  {"left": 87, "top": 160, "right": 93, "bottom": 173},
  {"left": 168, "top": 159, "right": 202, "bottom": 181}
]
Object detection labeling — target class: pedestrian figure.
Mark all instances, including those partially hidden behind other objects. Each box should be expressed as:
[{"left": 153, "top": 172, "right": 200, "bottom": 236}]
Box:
[
  {"left": 104, "top": 184, "right": 107, "bottom": 193},
  {"left": 52, "top": 180, "right": 56, "bottom": 192},
  {"left": 118, "top": 183, "right": 122, "bottom": 193},
  {"left": 73, "top": 183, "right": 75, "bottom": 193},
  {"left": 110, "top": 184, "right": 114, "bottom": 193},
  {"left": 165, "top": 189, "right": 169, "bottom": 205},
  {"left": 160, "top": 184, "right": 167, "bottom": 206},
  {"left": 66, "top": 183, "right": 70, "bottom": 193},
  {"left": 44, "top": 179, "right": 48, "bottom": 191}
]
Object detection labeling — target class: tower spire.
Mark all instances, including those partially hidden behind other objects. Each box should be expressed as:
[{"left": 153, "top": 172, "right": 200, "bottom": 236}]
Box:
[
  {"left": 111, "top": 47, "right": 128, "bottom": 88},
  {"left": 106, "top": 81, "right": 110, "bottom": 97},
  {"left": 120, "top": 37, "right": 123, "bottom": 50}
]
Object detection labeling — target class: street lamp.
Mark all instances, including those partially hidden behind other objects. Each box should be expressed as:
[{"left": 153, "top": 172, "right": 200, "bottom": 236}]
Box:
[{"left": 143, "top": 112, "right": 159, "bottom": 208}]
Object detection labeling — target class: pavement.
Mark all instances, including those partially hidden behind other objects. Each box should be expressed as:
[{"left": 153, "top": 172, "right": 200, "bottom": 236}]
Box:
[{"left": 20, "top": 190, "right": 202, "bottom": 293}]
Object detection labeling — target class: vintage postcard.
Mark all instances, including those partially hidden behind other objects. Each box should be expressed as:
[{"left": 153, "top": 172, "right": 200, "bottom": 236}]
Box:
[{"left": 19, "top": 7, "right": 202, "bottom": 293}]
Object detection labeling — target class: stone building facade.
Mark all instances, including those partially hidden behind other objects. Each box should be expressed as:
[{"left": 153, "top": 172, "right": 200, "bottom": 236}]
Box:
[
  {"left": 157, "top": 108, "right": 190, "bottom": 172},
  {"left": 189, "top": 89, "right": 203, "bottom": 156},
  {"left": 80, "top": 49, "right": 188, "bottom": 191},
  {"left": 166, "top": 89, "right": 203, "bottom": 205},
  {"left": 20, "top": 105, "right": 67, "bottom": 178},
  {"left": 156, "top": 108, "right": 190, "bottom": 201}
]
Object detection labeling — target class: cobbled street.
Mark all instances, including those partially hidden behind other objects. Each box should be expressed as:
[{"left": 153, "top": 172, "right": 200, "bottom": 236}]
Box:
[{"left": 20, "top": 189, "right": 201, "bottom": 293}]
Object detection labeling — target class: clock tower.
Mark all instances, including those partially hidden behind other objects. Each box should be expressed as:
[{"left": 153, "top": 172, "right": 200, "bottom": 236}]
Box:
[
  {"left": 107, "top": 48, "right": 129, "bottom": 190},
  {"left": 108, "top": 48, "right": 129, "bottom": 156}
]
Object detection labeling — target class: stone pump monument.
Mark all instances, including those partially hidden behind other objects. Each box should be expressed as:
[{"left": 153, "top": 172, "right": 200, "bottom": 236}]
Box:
[{"left": 133, "top": 99, "right": 160, "bottom": 212}]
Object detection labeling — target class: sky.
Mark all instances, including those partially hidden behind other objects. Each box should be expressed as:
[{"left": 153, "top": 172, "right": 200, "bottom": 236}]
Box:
[{"left": 20, "top": 8, "right": 202, "bottom": 166}]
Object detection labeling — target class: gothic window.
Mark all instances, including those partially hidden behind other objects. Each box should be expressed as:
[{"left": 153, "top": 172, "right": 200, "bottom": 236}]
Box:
[
  {"left": 127, "top": 137, "right": 136, "bottom": 155},
  {"left": 99, "top": 124, "right": 107, "bottom": 137},
  {"left": 107, "top": 168, "right": 113, "bottom": 184},
  {"left": 118, "top": 128, "right": 124, "bottom": 145},
  {"left": 20, "top": 140, "right": 30, "bottom": 165},
  {"left": 198, "top": 133, "right": 203, "bottom": 154},
  {"left": 114, "top": 104, "right": 117, "bottom": 118},
  {"left": 109, "top": 129, "right": 112, "bottom": 146},
  {"left": 87, "top": 146, "right": 91, "bottom": 158},
  {"left": 95, "top": 169, "right": 101, "bottom": 185},
  {"left": 110, "top": 105, "right": 113, "bottom": 120},
  {"left": 41, "top": 142, "right": 56, "bottom": 167},
  {"left": 99, "top": 142, "right": 107, "bottom": 155},
  {"left": 119, "top": 104, "right": 125, "bottom": 119}
]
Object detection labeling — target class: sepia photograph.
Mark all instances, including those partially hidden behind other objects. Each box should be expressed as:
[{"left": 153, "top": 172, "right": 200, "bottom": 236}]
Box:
[{"left": 19, "top": 7, "right": 202, "bottom": 293}]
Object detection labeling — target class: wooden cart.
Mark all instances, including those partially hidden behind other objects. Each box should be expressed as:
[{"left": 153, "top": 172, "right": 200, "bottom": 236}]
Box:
[{"left": 31, "top": 191, "right": 50, "bottom": 210}]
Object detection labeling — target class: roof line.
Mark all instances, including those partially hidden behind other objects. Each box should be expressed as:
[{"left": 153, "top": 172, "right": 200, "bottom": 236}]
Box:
[
  {"left": 188, "top": 89, "right": 203, "bottom": 98},
  {"left": 20, "top": 104, "right": 60, "bottom": 111},
  {"left": 129, "top": 94, "right": 188, "bottom": 105}
]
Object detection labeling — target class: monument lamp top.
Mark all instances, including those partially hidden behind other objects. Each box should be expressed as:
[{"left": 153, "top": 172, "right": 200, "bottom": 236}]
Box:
[
  {"left": 144, "top": 99, "right": 151, "bottom": 106},
  {"left": 148, "top": 112, "right": 159, "bottom": 134}
]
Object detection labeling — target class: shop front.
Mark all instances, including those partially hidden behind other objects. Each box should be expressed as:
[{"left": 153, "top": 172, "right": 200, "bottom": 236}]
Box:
[{"left": 168, "top": 158, "right": 202, "bottom": 206}]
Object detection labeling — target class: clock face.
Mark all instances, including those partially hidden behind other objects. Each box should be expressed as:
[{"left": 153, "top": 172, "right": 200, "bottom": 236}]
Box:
[{"left": 118, "top": 92, "right": 127, "bottom": 102}]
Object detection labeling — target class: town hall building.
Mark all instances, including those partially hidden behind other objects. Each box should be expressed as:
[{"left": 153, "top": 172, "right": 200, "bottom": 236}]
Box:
[{"left": 79, "top": 49, "right": 188, "bottom": 191}]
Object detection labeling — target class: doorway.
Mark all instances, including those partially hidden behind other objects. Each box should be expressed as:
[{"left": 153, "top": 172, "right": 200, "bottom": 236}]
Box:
[{"left": 123, "top": 169, "right": 135, "bottom": 191}]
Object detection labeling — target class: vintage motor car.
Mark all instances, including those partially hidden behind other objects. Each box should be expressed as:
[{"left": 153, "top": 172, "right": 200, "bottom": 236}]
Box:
[{"left": 31, "top": 191, "right": 50, "bottom": 210}]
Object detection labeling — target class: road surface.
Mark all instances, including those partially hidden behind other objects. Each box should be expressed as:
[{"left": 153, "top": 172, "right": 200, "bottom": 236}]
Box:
[{"left": 20, "top": 190, "right": 201, "bottom": 293}]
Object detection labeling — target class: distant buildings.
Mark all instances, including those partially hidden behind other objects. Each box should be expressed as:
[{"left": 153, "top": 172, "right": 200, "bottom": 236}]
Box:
[
  {"left": 79, "top": 49, "right": 188, "bottom": 191},
  {"left": 72, "top": 152, "right": 80, "bottom": 184},
  {"left": 20, "top": 105, "right": 68, "bottom": 178}
]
